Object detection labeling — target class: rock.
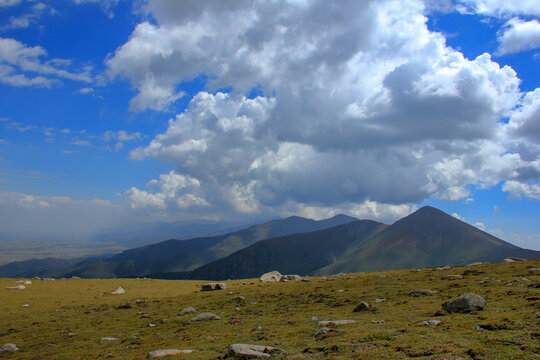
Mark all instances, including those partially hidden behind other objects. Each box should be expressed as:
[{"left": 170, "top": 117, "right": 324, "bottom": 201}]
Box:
[
  {"left": 233, "top": 296, "right": 245, "bottom": 301},
  {"left": 147, "top": 349, "right": 195, "bottom": 358},
  {"left": 417, "top": 319, "right": 442, "bottom": 326},
  {"left": 21, "top": 304, "right": 30, "bottom": 307},
  {"left": 375, "top": 298, "right": 386, "bottom": 303},
  {"left": 310, "top": 316, "right": 318, "bottom": 321},
  {"left": 442, "top": 293, "right": 486, "bottom": 314},
  {"left": 111, "top": 287, "right": 125, "bottom": 295},
  {"left": 504, "top": 257, "right": 526, "bottom": 262},
  {"left": 100, "top": 337, "right": 120, "bottom": 341},
  {"left": 353, "top": 301, "right": 371, "bottom": 312},
  {"left": 529, "top": 268, "right": 540, "bottom": 273},
  {"left": 260, "top": 271, "right": 283, "bottom": 282},
  {"left": 226, "top": 344, "right": 282, "bottom": 359},
  {"left": 281, "top": 275, "right": 302, "bottom": 281},
  {"left": 337, "top": 289, "right": 344, "bottom": 293},
  {"left": 436, "top": 266, "right": 451, "bottom": 270},
  {"left": 468, "top": 262, "right": 487, "bottom": 266},
  {"left": 148, "top": 323, "right": 156, "bottom": 327},
  {"left": 410, "top": 289, "right": 438, "bottom": 296},
  {"left": 24, "top": 280, "right": 32, "bottom": 285},
  {"left": 0, "top": 343, "right": 19, "bottom": 353},
  {"left": 317, "top": 320, "right": 355, "bottom": 326},
  {"left": 5, "top": 285, "right": 25, "bottom": 290},
  {"left": 180, "top": 306, "right": 196, "bottom": 314},
  {"left": 462, "top": 269, "right": 484, "bottom": 276},
  {"left": 256, "top": 326, "right": 263, "bottom": 331},
  {"left": 301, "top": 278, "right": 311, "bottom": 282},
  {"left": 201, "top": 282, "right": 227, "bottom": 291},
  {"left": 313, "top": 327, "right": 334, "bottom": 337},
  {"left": 442, "top": 274, "right": 463, "bottom": 280},
  {"left": 191, "top": 312, "right": 220, "bottom": 321}
]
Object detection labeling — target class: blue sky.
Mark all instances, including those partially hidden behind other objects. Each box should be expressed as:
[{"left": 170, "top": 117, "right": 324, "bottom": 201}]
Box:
[{"left": 1, "top": 0, "right": 539, "bottom": 250}]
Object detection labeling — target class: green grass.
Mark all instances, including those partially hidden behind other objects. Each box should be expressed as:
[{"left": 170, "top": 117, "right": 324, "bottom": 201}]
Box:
[{"left": 1, "top": 259, "right": 539, "bottom": 359}]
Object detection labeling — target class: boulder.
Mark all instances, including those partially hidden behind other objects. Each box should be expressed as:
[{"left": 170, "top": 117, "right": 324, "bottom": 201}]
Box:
[
  {"left": 260, "top": 271, "right": 283, "bottom": 282},
  {"left": 529, "top": 268, "right": 540, "bottom": 273},
  {"left": 0, "top": 343, "right": 19, "bottom": 353},
  {"left": 353, "top": 302, "right": 371, "bottom": 312},
  {"left": 504, "top": 257, "right": 526, "bottom": 262},
  {"left": 180, "top": 306, "right": 196, "bottom": 314},
  {"left": 191, "top": 312, "right": 220, "bottom": 321},
  {"left": 111, "top": 287, "right": 125, "bottom": 295},
  {"left": 281, "top": 275, "right": 302, "bottom": 281},
  {"left": 226, "top": 344, "right": 282, "bottom": 359},
  {"left": 201, "top": 283, "right": 227, "bottom": 291},
  {"left": 148, "top": 349, "right": 194, "bottom": 358},
  {"left": 410, "top": 289, "right": 438, "bottom": 296},
  {"left": 442, "top": 293, "right": 486, "bottom": 313},
  {"left": 313, "top": 327, "right": 334, "bottom": 338}
]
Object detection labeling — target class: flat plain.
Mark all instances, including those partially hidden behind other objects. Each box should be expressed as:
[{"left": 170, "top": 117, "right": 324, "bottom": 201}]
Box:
[{"left": 1, "top": 259, "right": 539, "bottom": 359}]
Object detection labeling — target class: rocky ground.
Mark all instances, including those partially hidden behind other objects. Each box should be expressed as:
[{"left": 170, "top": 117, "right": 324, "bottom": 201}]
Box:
[{"left": 1, "top": 259, "right": 539, "bottom": 359}]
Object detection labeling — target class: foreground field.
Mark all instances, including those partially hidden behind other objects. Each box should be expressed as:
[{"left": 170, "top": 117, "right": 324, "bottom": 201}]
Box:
[{"left": 1, "top": 259, "right": 539, "bottom": 359}]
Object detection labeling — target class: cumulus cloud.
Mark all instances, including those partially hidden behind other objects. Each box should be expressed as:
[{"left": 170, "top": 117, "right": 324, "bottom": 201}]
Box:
[
  {"left": 457, "top": 0, "right": 540, "bottom": 17},
  {"left": 496, "top": 18, "right": 540, "bottom": 55},
  {"left": 0, "top": 37, "right": 92, "bottom": 88},
  {"left": 106, "top": 0, "right": 540, "bottom": 221}
]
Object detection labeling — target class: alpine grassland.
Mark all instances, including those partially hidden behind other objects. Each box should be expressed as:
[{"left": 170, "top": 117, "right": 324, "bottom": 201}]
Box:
[{"left": 1, "top": 259, "right": 539, "bottom": 359}]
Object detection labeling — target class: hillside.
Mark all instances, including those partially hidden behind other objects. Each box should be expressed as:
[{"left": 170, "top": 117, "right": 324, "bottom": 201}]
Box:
[
  {"left": 0, "top": 214, "right": 358, "bottom": 278},
  {"left": 1, "top": 259, "right": 539, "bottom": 359},
  {"left": 317, "top": 206, "right": 540, "bottom": 275},
  {"left": 185, "top": 220, "right": 387, "bottom": 280}
]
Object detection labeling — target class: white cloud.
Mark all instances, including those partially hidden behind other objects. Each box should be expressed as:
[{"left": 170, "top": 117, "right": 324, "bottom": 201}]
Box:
[
  {"left": 0, "top": 37, "right": 92, "bottom": 87},
  {"left": 452, "top": 212, "right": 466, "bottom": 221},
  {"left": 78, "top": 87, "right": 94, "bottom": 94},
  {"left": 474, "top": 222, "right": 486, "bottom": 230},
  {"left": 106, "top": 0, "right": 540, "bottom": 220},
  {"left": 0, "top": 0, "right": 22, "bottom": 7},
  {"left": 457, "top": 0, "right": 540, "bottom": 17},
  {"left": 497, "top": 18, "right": 540, "bottom": 55},
  {"left": 502, "top": 180, "right": 540, "bottom": 200}
]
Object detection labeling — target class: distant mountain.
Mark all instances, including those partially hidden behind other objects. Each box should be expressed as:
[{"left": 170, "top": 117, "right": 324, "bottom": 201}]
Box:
[
  {"left": 0, "top": 214, "right": 358, "bottom": 278},
  {"left": 316, "top": 206, "right": 540, "bottom": 275},
  {"left": 180, "top": 220, "right": 387, "bottom": 280}
]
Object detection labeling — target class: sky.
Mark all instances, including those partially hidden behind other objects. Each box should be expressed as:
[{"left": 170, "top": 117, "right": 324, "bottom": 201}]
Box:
[{"left": 0, "top": 0, "right": 539, "bottom": 250}]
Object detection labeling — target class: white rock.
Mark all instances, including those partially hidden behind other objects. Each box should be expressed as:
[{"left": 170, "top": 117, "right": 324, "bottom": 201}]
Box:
[
  {"left": 0, "top": 343, "right": 19, "bottom": 353},
  {"left": 180, "top": 306, "right": 196, "bottom": 314},
  {"left": 5, "top": 285, "right": 25, "bottom": 290},
  {"left": 148, "top": 349, "right": 194, "bottom": 358},
  {"left": 417, "top": 319, "right": 442, "bottom": 326},
  {"left": 227, "top": 344, "right": 282, "bottom": 359},
  {"left": 317, "top": 320, "right": 356, "bottom": 326},
  {"left": 100, "top": 337, "right": 119, "bottom": 341},
  {"left": 111, "top": 287, "right": 125, "bottom": 295},
  {"left": 260, "top": 271, "right": 283, "bottom": 282}
]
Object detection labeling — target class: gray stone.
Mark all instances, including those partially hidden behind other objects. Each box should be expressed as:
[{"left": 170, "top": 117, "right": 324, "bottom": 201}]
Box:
[
  {"left": 442, "top": 274, "right": 463, "bottom": 280},
  {"left": 504, "top": 257, "right": 526, "bottom": 262},
  {"left": 417, "top": 319, "right": 442, "bottom": 326},
  {"left": 0, "top": 343, "right": 19, "bottom": 353},
  {"left": 111, "top": 287, "right": 125, "bottom": 295},
  {"left": 353, "top": 301, "right": 371, "bottom": 312},
  {"left": 5, "top": 285, "right": 25, "bottom": 290},
  {"left": 233, "top": 296, "right": 245, "bottom": 301},
  {"left": 442, "top": 293, "right": 486, "bottom": 314},
  {"left": 310, "top": 316, "right": 318, "bottom": 321},
  {"left": 148, "top": 349, "right": 194, "bottom": 358},
  {"left": 529, "top": 268, "right": 540, "bottom": 273},
  {"left": 201, "top": 282, "right": 227, "bottom": 291},
  {"left": 375, "top": 298, "right": 386, "bottom": 303},
  {"left": 260, "top": 271, "right": 283, "bottom": 282},
  {"left": 100, "top": 337, "right": 120, "bottom": 341},
  {"left": 436, "top": 266, "right": 451, "bottom": 270},
  {"left": 281, "top": 275, "right": 302, "bottom": 281},
  {"left": 317, "top": 320, "right": 355, "bottom": 326},
  {"left": 180, "top": 306, "right": 196, "bottom": 314},
  {"left": 191, "top": 312, "right": 220, "bottom": 321},
  {"left": 410, "top": 289, "right": 438, "bottom": 296},
  {"left": 226, "top": 344, "right": 282, "bottom": 359},
  {"left": 313, "top": 327, "right": 334, "bottom": 337}
]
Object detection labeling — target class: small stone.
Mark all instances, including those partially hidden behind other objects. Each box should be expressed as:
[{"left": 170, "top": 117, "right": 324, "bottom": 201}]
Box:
[
  {"left": 375, "top": 298, "right": 386, "bottom": 303},
  {"left": 24, "top": 280, "right": 32, "bottom": 285},
  {"left": 313, "top": 327, "right": 334, "bottom": 337},
  {"left": 180, "top": 307, "right": 196, "bottom": 314},
  {"left": 141, "top": 313, "right": 151, "bottom": 318},
  {"left": 442, "top": 293, "right": 486, "bottom": 314},
  {"left": 147, "top": 349, "right": 195, "bottom": 358},
  {"left": 504, "top": 257, "right": 526, "bottom": 262},
  {"left": 326, "top": 277, "right": 335, "bottom": 281},
  {"left": 148, "top": 323, "right": 156, "bottom": 327},
  {"left": 378, "top": 275, "right": 387, "bottom": 278},
  {"left": 529, "top": 268, "right": 540, "bottom": 273},
  {"left": 235, "top": 307, "right": 241, "bottom": 311},
  {"left": 353, "top": 301, "right": 371, "bottom": 312},
  {"left": 301, "top": 278, "right": 311, "bottom": 282},
  {"left": 417, "top": 319, "right": 442, "bottom": 326},
  {"left": 21, "top": 304, "right": 30, "bottom": 307},
  {"left": 410, "top": 289, "right": 438, "bottom": 296},
  {"left": 310, "top": 316, "right": 319, "bottom": 321},
  {"left": 0, "top": 343, "right": 19, "bottom": 353},
  {"left": 201, "top": 283, "right": 226, "bottom": 291},
  {"left": 337, "top": 289, "right": 344, "bottom": 293},
  {"left": 317, "top": 320, "right": 355, "bottom": 326},
  {"left": 233, "top": 296, "right": 245, "bottom": 301},
  {"left": 191, "top": 312, "right": 220, "bottom": 321},
  {"left": 442, "top": 274, "right": 463, "bottom": 280},
  {"left": 227, "top": 344, "right": 282, "bottom": 359},
  {"left": 5, "top": 285, "right": 25, "bottom": 290},
  {"left": 282, "top": 274, "right": 302, "bottom": 281},
  {"left": 256, "top": 326, "right": 263, "bottom": 331},
  {"left": 111, "top": 287, "right": 125, "bottom": 295},
  {"left": 100, "top": 337, "right": 120, "bottom": 341},
  {"left": 436, "top": 266, "right": 451, "bottom": 270}
]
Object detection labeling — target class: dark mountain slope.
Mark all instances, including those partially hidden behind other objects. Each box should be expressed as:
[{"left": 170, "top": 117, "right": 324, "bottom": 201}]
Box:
[
  {"left": 0, "top": 214, "right": 357, "bottom": 278},
  {"left": 316, "top": 206, "right": 540, "bottom": 275},
  {"left": 170, "top": 219, "right": 388, "bottom": 280}
]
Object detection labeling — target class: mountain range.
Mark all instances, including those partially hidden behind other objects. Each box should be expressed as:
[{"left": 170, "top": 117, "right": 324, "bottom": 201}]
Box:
[{"left": 0, "top": 206, "right": 538, "bottom": 279}]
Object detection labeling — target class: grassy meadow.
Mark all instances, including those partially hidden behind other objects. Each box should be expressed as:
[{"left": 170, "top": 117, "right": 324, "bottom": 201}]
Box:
[{"left": 1, "top": 259, "right": 539, "bottom": 359}]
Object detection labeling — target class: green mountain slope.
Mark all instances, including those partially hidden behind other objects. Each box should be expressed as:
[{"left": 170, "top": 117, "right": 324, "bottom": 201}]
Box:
[
  {"left": 316, "top": 206, "right": 540, "bottom": 275},
  {"left": 160, "top": 220, "right": 387, "bottom": 280}
]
